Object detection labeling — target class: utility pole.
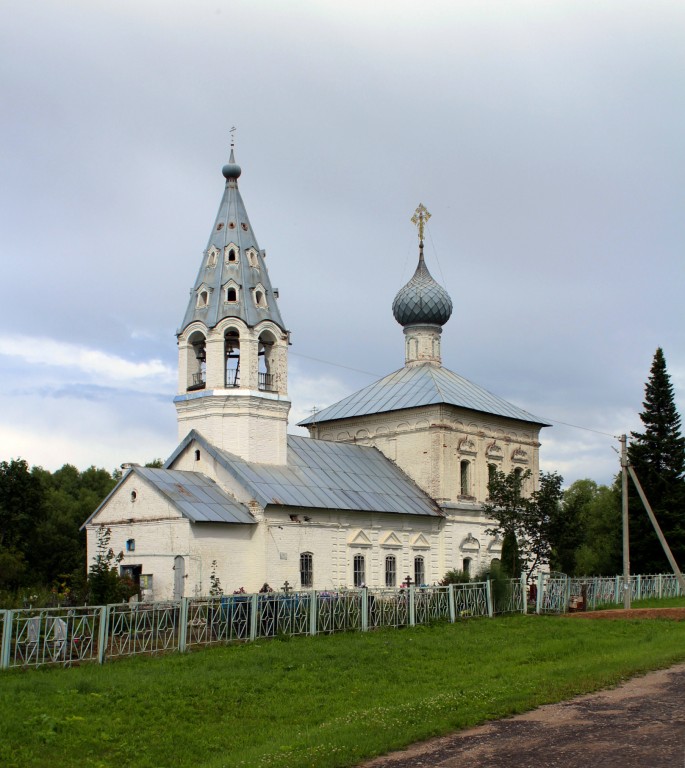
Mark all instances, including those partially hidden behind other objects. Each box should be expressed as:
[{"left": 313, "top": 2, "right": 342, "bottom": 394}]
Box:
[{"left": 620, "top": 434, "right": 631, "bottom": 609}]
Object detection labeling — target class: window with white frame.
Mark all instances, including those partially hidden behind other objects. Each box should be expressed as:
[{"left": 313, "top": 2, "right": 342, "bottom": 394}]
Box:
[
  {"left": 353, "top": 555, "right": 365, "bottom": 587},
  {"left": 385, "top": 555, "right": 396, "bottom": 587},
  {"left": 300, "top": 552, "right": 313, "bottom": 588},
  {"left": 414, "top": 555, "right": 425, "bottom": 586}
]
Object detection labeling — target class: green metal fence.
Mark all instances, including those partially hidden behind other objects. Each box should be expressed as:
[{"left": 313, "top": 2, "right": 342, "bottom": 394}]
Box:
[
  {"left": 0, "top": 584, "right": 488, "bottom": 670},
  {"left": 2, "top": 574, "right": 681, "bottom": 671}
]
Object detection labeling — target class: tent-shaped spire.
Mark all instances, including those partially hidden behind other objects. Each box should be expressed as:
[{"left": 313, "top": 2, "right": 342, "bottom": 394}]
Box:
[{"left": 178, "top": 151, "right": 286, "bottom": 334}]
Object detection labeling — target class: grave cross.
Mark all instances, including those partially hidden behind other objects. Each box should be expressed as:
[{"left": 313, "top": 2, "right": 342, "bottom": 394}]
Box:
[{"left": 281, "top": 580, "right": 292, "bottom": 594}]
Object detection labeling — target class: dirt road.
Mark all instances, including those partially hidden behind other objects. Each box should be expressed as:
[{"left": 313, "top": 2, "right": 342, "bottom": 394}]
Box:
[{"left": 362, "top": 632, "right": 685, "bottom": 767}]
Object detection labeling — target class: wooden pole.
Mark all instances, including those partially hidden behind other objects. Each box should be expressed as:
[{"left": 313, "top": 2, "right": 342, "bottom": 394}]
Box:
[
  {"left": 627, "top": 465, "right": 685, "bottom": 595},
  {"left": 620, "top": 434, "right": 631, "bottom": 609}
]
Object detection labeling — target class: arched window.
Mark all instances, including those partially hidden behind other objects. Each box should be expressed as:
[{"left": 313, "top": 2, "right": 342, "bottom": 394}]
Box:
[
  {"left": 194, "top": 449, "right": 201, "bottom": 461},
  {"left": 198, "top": 290, "right": 209, "bottom": 307},
  {"left": 224, "top": 330, "right": 240, "bottom": 387},
  {"left": 463, "top": 557, "right": 472, "bottom": 576},
  {"left": 228, "top": 248, "right": 236, "bottom": 262},
  {"left": 187, "top": 331, "right": 206, "bottom": 391},
  {"left": 460, "top": 460, "right": 470, "bottom": 496},
  {"left": 258, "top": 330, "right": 277, "bottom": 392},
  {"left": 300, "top": 552, "right": 313, "bottom": 588},
  {"left": 385, "top": 555, "right": 396, "bottom": 588},
  {"left": 255, "top": 290, "right": 265, "bottom": 307},
  {"left": 226, "top": 287, "right": 237, "bottom": 302},
  {"left": 353, "top": 555, "right": 365, "bottom": 588},
  {"left": 488, "top": 463, "right": 497, "bottom": 485},
  {"left": 126, "top": 538, "right": 135, "bottom": 552},
  {"left": 414, "top": 555, "right": 425, "bottom": 586}
]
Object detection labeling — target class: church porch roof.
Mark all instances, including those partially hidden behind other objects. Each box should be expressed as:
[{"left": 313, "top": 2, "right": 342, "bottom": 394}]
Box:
[{"left": 82, "top": 466, "right": 255, "bottom": 529}]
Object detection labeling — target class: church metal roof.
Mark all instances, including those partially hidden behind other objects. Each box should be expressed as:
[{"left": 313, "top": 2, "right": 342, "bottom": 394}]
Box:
[
  {"left": 133, "top": 467, "right": 256, "bottom": 524},
  {"left": 81, "top": 464, "right": 256, "bottom": 529},
  {"left": 168, "top": 431, "right": 442, "bottom": 517},
  {"left": 298, "top": 363, "right": 549, "bottom": 426},
  {"left": 178, "top": 151, "right": 286, "bottom": 335}
]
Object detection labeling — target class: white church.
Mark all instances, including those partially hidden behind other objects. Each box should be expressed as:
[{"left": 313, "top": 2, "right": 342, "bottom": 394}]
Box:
[{"left": 84, "top": 152, "right": 549, "bottom": 600}]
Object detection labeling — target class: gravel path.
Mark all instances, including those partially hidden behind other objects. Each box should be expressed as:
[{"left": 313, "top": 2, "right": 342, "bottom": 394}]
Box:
[{"left": 361, "top": 616, "right": 685, "bottom": 768}]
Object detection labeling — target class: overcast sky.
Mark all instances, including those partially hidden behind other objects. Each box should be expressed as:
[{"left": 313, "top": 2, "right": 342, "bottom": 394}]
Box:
[{"left": 1, "top": 0, "right": 683, "bottom": 487}]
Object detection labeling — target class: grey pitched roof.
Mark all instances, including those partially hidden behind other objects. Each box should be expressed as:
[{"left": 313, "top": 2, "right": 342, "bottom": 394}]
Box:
[
  {"left": 178, "top": 152, "right": 286, "bottom": 334},
  {"left": 133, "top": 467, "right": 255, "bottom": 524},
  {"left": 298, "top": 363, "right": 549, "bottom": 426},
  {"left": 167, "top": 431, "right": 442, "bottom": 517},
  {"left": 81, "top": 465, "right": 255, "bottom": 529}
]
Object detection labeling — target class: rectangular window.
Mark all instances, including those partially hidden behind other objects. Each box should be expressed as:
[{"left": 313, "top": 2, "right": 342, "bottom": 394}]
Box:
[
  {"left": 300, "top": 552, "right": 313, "bottom": 588},
  {"left": 385, "top": 555, "right": 396, "bottom": 587},
  {"left": 460, "top": 460, "right": 470, "bottom": 496},
  {"left": 353, "top": 555, "right": 366, "bottom": 587}
]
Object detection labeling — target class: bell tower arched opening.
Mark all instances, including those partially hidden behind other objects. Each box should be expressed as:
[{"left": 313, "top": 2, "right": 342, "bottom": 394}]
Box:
[
  {"left": 224, "top": 330, "right": 240, "bottom": 387},
  {"left": 258, "top": 329, "right": 277, "bottom": 392},
  {"left": 187, "top": 331, "right": 206, "bottom": 391}
]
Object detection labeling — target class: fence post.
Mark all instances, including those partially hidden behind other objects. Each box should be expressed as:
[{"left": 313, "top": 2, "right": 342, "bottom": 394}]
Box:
[
  {"left": 409, "top": 585, "right": 416, "bottom": 626},
  {"left": 485, "top": 581, "right": 494, "bottom": 618},
  {"left": 97, "top": 606, "right": 109, "bottom": 665},
  {"left": 249, "top": 594, "right": 258, "bottom": 641},
  {"left": 536, "top": 572, "right": 544, "bottom": 614},
  {"left": 615, "top": 575, "right": 621, "bottom": 604},
  {"left": 178, "top": 598, "right": 188, "bottom": 653},
  {"left": 309, "top": 591, "right": 317, "bottom": 637},
  {"left": 521, "top": 574, "right": 527, "bottom": 614},
  {"left": 636, "top": 574, "right": 642, "bottom": 602},
  {"left": 448, "top": 585, "right": 456, "bottom": 623},
  {"left": 361, "top": 588, "right": 368, "bottom": 632},
  {"left": 1, "top": 610, "right": 12, "bottom": 670}
]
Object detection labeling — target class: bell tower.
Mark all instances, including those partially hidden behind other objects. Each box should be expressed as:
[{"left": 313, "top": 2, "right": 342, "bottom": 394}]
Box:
[{"left": 174, "top": 151, "right": 291, "bottom": 464}]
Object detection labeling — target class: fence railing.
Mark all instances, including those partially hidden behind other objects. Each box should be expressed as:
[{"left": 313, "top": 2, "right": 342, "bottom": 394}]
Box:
[
  {"left": 0, "top": 584, "right": 488, "bottom": 670},
  {"left": 2, "top": 574, "right": 681, "bottom": 671}
]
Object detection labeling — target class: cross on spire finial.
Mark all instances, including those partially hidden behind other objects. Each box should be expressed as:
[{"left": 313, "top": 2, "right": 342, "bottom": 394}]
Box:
[
  {"left": 229, "top": 126, "right": 236, "bottom": 150},
  {"left": 411, "top": 203, "right": 431, "bottom": 244}
]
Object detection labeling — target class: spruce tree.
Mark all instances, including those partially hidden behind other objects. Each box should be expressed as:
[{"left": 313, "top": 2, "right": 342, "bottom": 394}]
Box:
[{"left": 628, "top": 348, "right": 685, "bottom": 573}]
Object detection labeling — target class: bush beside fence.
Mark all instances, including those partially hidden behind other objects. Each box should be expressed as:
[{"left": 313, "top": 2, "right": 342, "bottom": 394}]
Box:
[{"left": 1, "top": 574, "right": 681, "bottom": 671}]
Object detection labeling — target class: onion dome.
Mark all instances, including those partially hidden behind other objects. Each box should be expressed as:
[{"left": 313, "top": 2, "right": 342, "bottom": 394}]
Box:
[
  {"left": 392, "top": 248, "right": 453, "bottom": 327},
  {"left": 222, "top": 148, "right": 242, "bottom": 180}
]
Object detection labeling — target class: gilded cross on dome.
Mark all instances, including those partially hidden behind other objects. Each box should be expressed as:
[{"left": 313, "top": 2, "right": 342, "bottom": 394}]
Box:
[{"left": 411, "top": 204, "right": 431, "bottom": 243}]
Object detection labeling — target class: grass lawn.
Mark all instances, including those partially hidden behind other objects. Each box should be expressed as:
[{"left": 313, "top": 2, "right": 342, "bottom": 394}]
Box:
[{"left": 2, "top": 614, "right": 685, "bottom": 768}]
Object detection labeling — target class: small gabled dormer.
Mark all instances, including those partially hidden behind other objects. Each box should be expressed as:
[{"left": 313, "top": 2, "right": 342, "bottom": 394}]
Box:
[
  {"left": 196, "top": 284, "right": 212, "bottom": 308},
  {"left": 246, "top": 247, "right": 259, "bottom": 269},
  {"left": 253, "top": 283, "right": 268, "bottom": 309},
  {"left": 224, "top": 243, "right": 239, "bottom": 265},
  {"left": 206, "top": 246, "right": 220, "bottom": 268},
  {"left": 223, "top": 279, "right": 240, "bottom": 304}
]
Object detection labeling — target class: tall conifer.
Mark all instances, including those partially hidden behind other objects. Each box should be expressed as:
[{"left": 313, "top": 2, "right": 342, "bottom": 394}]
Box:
[{"left": 628, "top": 348, "right": 685, "bottom": 572}]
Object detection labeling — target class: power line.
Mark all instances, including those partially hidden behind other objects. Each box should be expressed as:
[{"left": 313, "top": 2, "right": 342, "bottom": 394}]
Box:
[
  {"left": 534, "top": 416, "right": 617, "bottom": 439},
  {"left": 289, "top": 350, "right": 381, "bottom": 378}
]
